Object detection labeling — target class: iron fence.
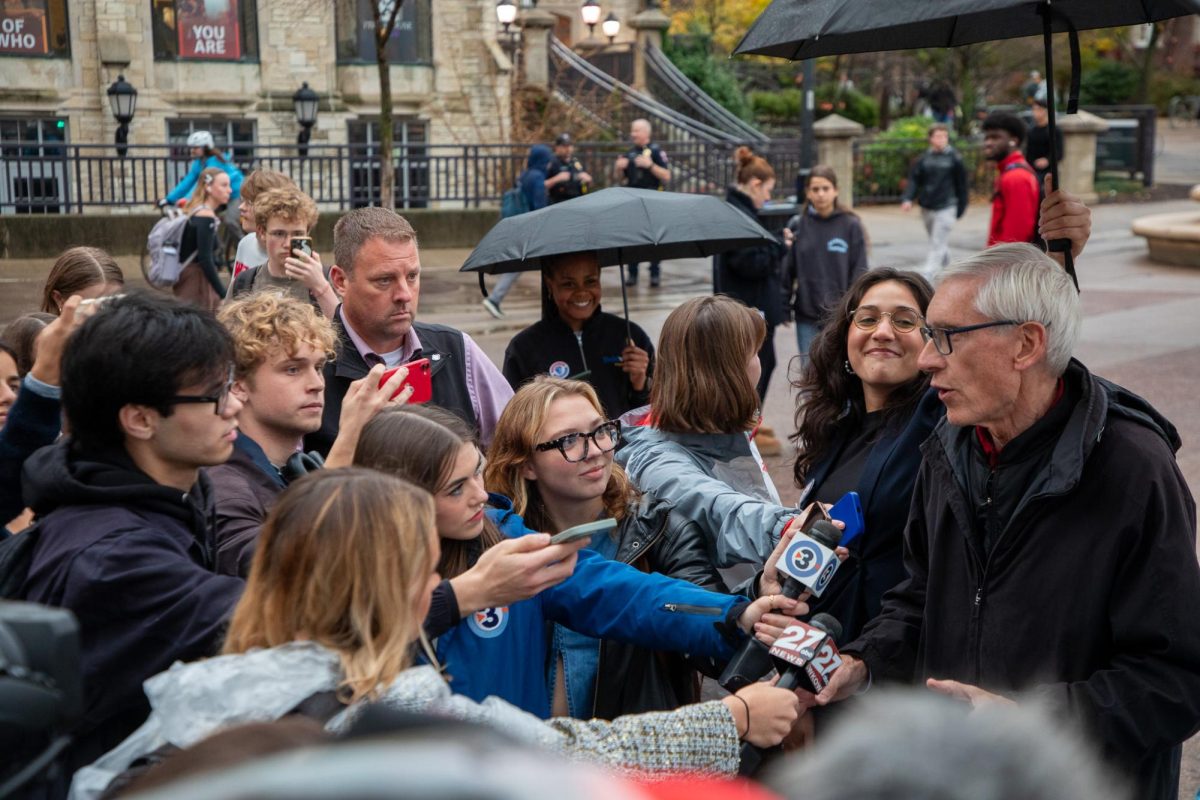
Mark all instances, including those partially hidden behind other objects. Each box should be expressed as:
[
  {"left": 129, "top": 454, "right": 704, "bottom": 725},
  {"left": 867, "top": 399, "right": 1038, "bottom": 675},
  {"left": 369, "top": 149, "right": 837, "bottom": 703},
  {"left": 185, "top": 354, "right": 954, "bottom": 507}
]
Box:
[{"left": 853, "top": 137, "right": 989, "bottom": 204}]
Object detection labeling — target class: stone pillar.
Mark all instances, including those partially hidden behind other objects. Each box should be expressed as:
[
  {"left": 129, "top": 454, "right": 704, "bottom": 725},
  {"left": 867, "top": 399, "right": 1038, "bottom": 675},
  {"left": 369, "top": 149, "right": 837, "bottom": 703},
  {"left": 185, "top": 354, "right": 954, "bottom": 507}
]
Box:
[
  {"left": 520, "top": 8, "right": 557, "bottom": 89},
  {"left": 1057, "top": 110, "right": 1109, "bottom": 205},
  {"left": 629, "top": 6, "right": 669, "bottom": 92},
  {"left": 814, "top": 114, "right": 865, "bottom": 207}
]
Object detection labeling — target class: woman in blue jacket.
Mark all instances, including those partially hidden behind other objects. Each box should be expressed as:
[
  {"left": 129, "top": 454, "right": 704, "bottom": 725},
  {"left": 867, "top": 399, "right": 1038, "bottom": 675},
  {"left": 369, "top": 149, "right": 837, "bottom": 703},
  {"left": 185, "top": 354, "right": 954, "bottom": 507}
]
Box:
[
  {"left": 352, "top": 404, "right": 797, "bottom": 719},
  {"left": 162, "top": 130, "right": 245, "bottom": 207}
]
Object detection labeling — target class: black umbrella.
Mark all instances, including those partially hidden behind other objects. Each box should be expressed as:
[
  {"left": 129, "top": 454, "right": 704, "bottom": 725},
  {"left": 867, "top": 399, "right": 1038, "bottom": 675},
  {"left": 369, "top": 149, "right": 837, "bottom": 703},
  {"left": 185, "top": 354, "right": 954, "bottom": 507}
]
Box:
[
  {"left": 735, "top": 0, "right": 1200, "bottom": 289},
  {"left": 461, "top": 187, "right": 777, "bottom": 337}
]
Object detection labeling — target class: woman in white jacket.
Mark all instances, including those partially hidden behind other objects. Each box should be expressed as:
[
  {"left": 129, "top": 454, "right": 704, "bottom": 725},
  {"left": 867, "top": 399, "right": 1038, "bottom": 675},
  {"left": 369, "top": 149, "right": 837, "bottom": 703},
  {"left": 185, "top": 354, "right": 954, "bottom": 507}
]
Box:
[{"left": 71, "top": 469, "right": 800, "bottom": 799}]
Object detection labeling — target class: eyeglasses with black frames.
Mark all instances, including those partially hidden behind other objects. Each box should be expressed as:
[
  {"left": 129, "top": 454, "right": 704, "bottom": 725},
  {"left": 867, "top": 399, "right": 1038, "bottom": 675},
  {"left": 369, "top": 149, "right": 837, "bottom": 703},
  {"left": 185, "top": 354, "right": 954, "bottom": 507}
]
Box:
[
  {"left": 919, "top": 320, "right": 1022, "bottom": 356},
  {"left": 535, "top": 420, "right": 621, "bottom": 463},
  {"left": 850, "top": 306, "right": 923, "bottom": 334},
  {"left": 166, "top": 364, "right": 236, "bottom": 415}
]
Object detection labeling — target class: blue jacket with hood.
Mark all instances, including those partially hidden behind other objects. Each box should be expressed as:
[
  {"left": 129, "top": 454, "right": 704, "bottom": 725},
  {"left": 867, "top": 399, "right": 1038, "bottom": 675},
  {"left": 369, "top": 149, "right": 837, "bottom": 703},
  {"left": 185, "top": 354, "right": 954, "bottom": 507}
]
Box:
[
  {"left": 519, "top": 145, "right": 553, "bottom": 213},
  {"left": 431, "top": 494, "right": 749, "bottom": 718}
]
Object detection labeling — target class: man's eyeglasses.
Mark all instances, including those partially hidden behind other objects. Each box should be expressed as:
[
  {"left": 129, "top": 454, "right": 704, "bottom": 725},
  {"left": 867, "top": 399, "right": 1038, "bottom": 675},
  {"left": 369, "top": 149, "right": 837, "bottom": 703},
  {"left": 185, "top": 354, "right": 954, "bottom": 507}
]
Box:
[
  {"left": 167, "top": 365, "right": 236, "bottom": 415},
  {"left": 919, "top": 320, "right": 1022, "bottom": 356},
  {"left": 535, "top": 421, "right": 621, "bottom": 463},
  {"left": 850, "top": 307, "right": 923, "bottom": 334}
]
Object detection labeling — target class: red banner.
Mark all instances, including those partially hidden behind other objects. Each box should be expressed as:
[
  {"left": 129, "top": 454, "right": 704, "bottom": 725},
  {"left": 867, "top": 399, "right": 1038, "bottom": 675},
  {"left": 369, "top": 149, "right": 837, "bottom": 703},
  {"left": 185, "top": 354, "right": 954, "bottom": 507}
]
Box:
[
  {"left": 177, "top": 0, "right": 241, "bottom": 59},
  {"left": 0, "top": 5, "right": 49, "bottom": 55}
]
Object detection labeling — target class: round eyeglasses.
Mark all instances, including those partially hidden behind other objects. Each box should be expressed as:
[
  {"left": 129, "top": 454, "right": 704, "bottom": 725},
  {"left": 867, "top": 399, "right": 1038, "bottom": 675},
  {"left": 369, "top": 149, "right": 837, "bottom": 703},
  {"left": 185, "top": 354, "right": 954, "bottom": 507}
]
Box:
[
  {"left": 535, "top": 421, "right": 621, "bottom": 463},
  {"left": 850, "top": 307, "right": 923, "bottom": 334}
]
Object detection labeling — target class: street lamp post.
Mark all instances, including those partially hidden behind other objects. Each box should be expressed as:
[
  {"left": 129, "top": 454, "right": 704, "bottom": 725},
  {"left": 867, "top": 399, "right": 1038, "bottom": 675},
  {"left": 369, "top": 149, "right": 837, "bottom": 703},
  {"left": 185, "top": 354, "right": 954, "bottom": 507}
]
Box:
[
  {"left": 602, "top": 12, "right": 620, "bottom": 44},
  {"left": 496, "top": 0, "right": 517, "bottom": 34},
  {"left": 292, "top": 82, "right": 319, "bottom": 158},
  {"left": 581, "top": 0, "right": 601, "bottom": 38},
  {"left": 106, "top": 75, "right": 138, "bottom": 159}
]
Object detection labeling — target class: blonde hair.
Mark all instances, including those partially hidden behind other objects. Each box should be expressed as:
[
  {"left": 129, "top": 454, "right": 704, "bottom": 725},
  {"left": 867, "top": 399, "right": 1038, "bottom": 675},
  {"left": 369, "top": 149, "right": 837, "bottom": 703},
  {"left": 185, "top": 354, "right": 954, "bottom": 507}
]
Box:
[
  {"left": 240, "top": 169, "right": 296, "bottom": 206},
  {"left": 650, "top": 296, "right": 765, "bottom": 434},
  {"left": 184, "top": 167, "right": 228, "bottom": 213},
  {"left": 253, "top": 187, "right": 319, "bottom": 232},
  {"left": 485, "top": 376, "right": 635, "bottom": 532},
  {"left": 218, "top": 293, "right": 337, "bottom": 380},
  {"left": 354, "top": 405, "right": 504, "bottom": 581},
  {"left": 223, "top": 469, "right": 436, "bottom": 702}
]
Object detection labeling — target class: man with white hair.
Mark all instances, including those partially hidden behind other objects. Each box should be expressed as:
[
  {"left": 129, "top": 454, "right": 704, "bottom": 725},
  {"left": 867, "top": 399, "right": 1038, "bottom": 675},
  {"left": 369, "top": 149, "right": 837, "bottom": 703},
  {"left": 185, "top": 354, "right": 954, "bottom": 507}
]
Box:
[{"left": 815, "top": 243, "right": 1200, "bottom": 800}]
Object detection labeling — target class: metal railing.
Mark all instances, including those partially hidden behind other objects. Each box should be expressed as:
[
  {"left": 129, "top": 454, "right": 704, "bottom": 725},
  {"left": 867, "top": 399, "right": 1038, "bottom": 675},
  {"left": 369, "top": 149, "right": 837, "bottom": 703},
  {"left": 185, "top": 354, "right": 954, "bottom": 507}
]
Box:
[{"left": 852, "top": 137, "right": 989, "bottom": 204}]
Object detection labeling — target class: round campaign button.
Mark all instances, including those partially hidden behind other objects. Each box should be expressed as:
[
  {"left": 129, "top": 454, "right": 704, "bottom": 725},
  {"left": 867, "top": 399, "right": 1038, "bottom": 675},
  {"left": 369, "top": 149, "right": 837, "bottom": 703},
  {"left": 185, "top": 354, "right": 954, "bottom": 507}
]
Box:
[
  {"left": 468, "top": 606, "right": 509, "bottom": 638},
  {"left": 548, "top": 361, "right": 571, "bottom": 379}
]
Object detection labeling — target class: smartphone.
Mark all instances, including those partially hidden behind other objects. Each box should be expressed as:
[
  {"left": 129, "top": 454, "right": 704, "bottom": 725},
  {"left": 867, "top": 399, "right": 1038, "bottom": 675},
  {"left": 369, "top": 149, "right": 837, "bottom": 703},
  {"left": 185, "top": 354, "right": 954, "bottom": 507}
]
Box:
[
  {"left": 792, "top": 501, "right": 832, "bottom": 534},
  {"left": 829, "top": 491, "right": 866, "bottom": 547},
  {"left": 290, "top": 237, "right": 313, "bottom": 258},
  {"left": 379, "top": 358, "right": 432, "bottom": 404},
  {"left": 549, "top": 517, "right": 617, "bottom": 545}
]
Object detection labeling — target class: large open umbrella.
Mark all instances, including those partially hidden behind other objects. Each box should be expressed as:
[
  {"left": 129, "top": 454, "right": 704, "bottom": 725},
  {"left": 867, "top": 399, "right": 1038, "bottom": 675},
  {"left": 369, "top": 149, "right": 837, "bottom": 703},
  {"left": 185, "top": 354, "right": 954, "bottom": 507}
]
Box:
[
  {"left": 735, "top": 0, "right": 1200, "bottom": 289},
  {"left": 461, "top": 187, "right": 777, "bottom": 337}
]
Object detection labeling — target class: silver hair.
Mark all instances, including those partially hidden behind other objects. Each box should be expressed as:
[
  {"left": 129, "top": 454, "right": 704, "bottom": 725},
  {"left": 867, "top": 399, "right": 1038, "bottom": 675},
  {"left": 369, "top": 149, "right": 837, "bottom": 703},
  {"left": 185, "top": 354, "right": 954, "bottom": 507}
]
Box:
[
  {"left": 936, "top": 243, "right": 1080, "bottom": 375},
  {"left": 768, "top": 690, "right": 1128, "bottom": 800}
]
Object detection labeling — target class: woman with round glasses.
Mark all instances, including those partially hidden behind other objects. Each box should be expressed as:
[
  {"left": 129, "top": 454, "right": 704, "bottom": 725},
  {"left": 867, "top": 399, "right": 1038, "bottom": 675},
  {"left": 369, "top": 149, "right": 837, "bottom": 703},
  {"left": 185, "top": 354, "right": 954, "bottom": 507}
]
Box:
[
  {"left": 487, "top": 377, "right": 779, "bottom": 719},
  {"left": 353, "top": 401, "right": 803, "bottom": 722}
]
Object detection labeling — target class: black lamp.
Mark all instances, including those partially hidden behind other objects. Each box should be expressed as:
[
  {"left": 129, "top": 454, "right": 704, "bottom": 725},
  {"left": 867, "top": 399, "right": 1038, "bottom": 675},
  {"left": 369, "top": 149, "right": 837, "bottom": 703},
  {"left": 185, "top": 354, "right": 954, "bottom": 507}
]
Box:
[
  {"left": 293, "top": 82, "right": 319, "bottom": 158},
  {"left": 106, "top": 74, "right": 137, "bottom": 159}
]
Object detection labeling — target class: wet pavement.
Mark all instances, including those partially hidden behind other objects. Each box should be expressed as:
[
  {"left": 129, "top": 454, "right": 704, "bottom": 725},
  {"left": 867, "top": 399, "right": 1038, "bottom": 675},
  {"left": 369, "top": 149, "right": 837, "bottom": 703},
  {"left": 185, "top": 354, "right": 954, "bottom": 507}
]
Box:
[{"left": 3, "top": 188, "right": 1200, "bottom": 797}]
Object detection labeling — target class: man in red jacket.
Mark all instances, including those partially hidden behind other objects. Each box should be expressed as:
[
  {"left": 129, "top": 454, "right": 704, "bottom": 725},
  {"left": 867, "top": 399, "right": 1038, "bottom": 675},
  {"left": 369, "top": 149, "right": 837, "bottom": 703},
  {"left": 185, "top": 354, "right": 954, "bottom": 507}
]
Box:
[{"left": 981, "top": 112, "right": 1040, "bottom": 247}]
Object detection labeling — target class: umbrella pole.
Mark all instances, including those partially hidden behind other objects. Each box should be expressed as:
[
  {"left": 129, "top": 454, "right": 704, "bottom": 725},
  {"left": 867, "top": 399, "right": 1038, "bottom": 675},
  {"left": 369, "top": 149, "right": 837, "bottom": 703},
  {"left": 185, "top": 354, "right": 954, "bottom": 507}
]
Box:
[
  {"left": 618, "top": 250, "right": 633, "bottom": 343},
  {"left": 478, "top": 272, "right": 488, "bottom": 299},
  {"left": 1039, "top": 3, "right": 1079, "bottom": 291}
]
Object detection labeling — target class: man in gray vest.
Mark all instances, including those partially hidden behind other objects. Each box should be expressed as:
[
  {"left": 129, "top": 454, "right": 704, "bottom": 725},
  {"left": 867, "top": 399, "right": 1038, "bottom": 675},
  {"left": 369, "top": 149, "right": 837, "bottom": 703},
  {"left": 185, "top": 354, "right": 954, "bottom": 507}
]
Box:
[{"left": 306, "top": 207, "right": 513, "bottom": 454}]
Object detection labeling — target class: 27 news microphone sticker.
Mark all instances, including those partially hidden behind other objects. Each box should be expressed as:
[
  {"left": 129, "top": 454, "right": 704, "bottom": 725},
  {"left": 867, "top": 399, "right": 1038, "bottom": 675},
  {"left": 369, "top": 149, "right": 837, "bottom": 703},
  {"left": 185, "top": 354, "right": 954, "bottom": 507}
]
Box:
[
  {"left": 779, "top": 534, "right": 840, "bottom": 597},
  {"left": 769, "top": 621, "right": 843, "bottom": 693}
]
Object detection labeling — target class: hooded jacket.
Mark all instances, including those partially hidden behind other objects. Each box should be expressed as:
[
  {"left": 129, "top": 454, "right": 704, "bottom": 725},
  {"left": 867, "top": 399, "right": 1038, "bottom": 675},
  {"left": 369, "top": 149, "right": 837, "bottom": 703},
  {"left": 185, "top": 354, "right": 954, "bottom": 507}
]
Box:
[
  {"left": 615, "top": 408, "right": 791, "bottom": 568},
  {"left": 70, "top": 642, "right": 740, "bottom": 800},
  {"left": 520, "top": 144, "right": 553, "bottom": 213},
  {"left": 432, "top": 495, "right": 746, "bottom": 719},
  {"left": 783, "top": 207, "right": 868, "bottom": 324},
  {"left": 19, "top": 441, "right": 244, "bottom": 779},
  {"left": 844, "top": 361, "right": 1200, "bottom": 800},
  {"left": 714, "top": 187, "right": 787, "bottom": 326},
  {"left": 502, "top": 306, "right": 654, "bottom": 420}
]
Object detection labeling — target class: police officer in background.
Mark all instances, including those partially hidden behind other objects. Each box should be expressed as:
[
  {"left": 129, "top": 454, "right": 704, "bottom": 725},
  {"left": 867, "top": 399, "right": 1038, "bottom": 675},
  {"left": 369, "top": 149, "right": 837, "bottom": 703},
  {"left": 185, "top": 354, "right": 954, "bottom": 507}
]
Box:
[
  {"left": 545, "top": 133, "right": 592, "bottom": 204},
  {"left": 615, "top": 119, "right": 671, "bottom": 287}
]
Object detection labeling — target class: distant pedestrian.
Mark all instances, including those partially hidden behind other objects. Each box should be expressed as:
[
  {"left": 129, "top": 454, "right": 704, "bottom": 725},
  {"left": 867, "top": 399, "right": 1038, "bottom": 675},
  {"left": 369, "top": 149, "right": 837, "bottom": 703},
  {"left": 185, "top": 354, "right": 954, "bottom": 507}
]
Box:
[
  {"left": 482, "top": 144, "right": 553, "bottom": 319},
  {"left": 981, "top": 112, "right": 1039, "bottom": 247},
  {"left": 175, "top": 167, "right": 232, "bottom": 312},
  {"left": 545, "top": 133, "right": 592, "bottom": 204},
  {"left": 615, "top": 119, "right": 671, "bottom": 288},
  {"left": 1025, "top": 97, "right": 1064, "bottom": 186},
  {"left": 783, "top": 165, "right": 868, "bottom": 363},
  {"left": 900, "top": 124, "right": 968, "bottom": 278}
]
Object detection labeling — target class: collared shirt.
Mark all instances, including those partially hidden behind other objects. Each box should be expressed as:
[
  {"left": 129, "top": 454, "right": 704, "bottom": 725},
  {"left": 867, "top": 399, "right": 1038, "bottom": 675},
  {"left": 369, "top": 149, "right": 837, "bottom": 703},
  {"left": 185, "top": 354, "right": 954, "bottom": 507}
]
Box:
[{"left": 339, "top": 312, "right": 513, "bottom": 445}]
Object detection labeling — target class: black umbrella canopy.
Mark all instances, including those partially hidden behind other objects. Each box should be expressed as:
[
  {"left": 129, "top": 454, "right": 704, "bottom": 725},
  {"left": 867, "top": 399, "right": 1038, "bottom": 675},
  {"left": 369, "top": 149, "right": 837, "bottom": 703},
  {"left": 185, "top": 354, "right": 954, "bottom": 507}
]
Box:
[
  {"left": 460, "top": 187, "right": 777, "bottom": 275},
  {"left": 735, "top": 0, "right": 1200, "bottom": 59}
]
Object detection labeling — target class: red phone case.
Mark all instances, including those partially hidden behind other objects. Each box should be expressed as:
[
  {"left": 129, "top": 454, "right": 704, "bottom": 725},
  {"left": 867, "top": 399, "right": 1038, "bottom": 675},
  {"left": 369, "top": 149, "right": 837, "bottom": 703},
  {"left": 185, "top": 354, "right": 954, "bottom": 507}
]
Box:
[{"left": 379, "top": 358, "right": 432, "bottom": 404}]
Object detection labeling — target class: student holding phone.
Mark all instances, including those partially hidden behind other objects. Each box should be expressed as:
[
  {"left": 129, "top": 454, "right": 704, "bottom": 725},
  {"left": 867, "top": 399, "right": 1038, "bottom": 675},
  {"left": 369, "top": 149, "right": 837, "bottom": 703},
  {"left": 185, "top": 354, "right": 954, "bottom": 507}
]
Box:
[
  {"left": 226, "top": 187, "right": 338, "bottom": 317},
  {"left": 353, "top": 402, "right": 804, "bottom": 720}
]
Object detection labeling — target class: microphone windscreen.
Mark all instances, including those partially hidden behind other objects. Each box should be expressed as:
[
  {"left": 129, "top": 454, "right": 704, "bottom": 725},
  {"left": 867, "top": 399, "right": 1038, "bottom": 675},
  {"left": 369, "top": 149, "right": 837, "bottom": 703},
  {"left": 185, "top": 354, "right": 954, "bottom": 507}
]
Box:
[
  {"left": 808, "top": 519, "right": 843, "bottom": 549},
  {"left": 810, "top": 613, "right": 843, "bottom": 643}
]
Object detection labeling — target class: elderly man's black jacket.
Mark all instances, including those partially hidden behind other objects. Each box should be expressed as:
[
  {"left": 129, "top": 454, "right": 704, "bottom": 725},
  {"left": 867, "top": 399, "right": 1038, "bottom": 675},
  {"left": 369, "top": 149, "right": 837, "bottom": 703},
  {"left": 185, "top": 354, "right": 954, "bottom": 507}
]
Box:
[{"left": 845, "top": 360, "right": 1200, "bottom": 800}]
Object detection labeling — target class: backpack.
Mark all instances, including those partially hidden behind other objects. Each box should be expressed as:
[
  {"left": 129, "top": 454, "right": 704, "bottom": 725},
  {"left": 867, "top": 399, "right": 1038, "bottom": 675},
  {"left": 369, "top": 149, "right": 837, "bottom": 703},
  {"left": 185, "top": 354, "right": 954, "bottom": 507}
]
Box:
[
  {"left": 145, "top": 210, "right": 199, "bottom": 288},
  {"left": 500, "top": 173, "right": 530, "bottom": 219},
  {"left": 0, "top": 520, "right": 41, "bottom": 600},
  {"left": 1000, "top": 160, "right": 1046, "bottom": 248}
]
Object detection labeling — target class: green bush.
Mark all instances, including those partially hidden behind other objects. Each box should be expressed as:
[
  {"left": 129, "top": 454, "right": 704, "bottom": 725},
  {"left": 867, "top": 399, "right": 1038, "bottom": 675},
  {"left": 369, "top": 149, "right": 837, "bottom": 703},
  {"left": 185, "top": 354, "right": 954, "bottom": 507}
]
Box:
[
  {"left": 749, "top": 89, "right": 801, "bottom": 123},
  {"left": 1149, "top": 74, "right": 1200, "bottom": 114},
  {"left": 815, "top": 84, "right": 879, "bottom": 129},
  {"left": 1079, "top": 61, "right": 1140, "bottom": 106},
  {"left": 661, "top": 36, "right": 753, "bottom": 122},
  {"left": 853, "top": 117, "right": 984, "bottom": 202}
]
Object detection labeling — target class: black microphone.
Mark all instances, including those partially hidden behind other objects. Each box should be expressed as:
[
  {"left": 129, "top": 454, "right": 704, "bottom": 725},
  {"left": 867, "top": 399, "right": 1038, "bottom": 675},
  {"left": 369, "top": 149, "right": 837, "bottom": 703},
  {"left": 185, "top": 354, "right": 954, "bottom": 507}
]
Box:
[
  {"left": 719, "top": 520, "right": 842, "bottom": 693},
  {"left": 769, "top": 612, "right": 844, "bottom": 694}
]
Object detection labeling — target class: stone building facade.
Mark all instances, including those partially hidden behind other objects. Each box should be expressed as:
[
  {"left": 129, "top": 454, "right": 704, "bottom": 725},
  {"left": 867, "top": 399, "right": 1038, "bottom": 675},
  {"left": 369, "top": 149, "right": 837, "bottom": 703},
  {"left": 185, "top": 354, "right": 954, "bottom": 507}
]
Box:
[{"left": 0, "top": 0, "right": 615, "bottom": 210}]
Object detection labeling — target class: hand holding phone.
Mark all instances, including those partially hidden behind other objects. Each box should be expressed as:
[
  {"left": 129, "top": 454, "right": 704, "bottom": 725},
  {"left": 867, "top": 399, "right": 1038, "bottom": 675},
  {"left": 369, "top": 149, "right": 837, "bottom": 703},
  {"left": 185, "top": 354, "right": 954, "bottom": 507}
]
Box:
[
  {"left": 549, "top": 517, "right": 616, "bottom": 545},
  {"left": 290, "top": 237, "right": 313, "bottom": 258},
  {"left": 379, "top": 358, "right": 432, "bottom": 404},
  {"left": 828, "top": 492, "right": 865, "bottom": 547}
]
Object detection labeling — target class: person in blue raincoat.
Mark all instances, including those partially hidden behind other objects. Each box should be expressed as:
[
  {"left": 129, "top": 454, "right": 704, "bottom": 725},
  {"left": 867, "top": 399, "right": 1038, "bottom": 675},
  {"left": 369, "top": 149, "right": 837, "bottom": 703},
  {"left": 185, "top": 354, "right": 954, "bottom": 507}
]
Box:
[{"left": 161, "top": 130, "right": 245, "bottom": 208}]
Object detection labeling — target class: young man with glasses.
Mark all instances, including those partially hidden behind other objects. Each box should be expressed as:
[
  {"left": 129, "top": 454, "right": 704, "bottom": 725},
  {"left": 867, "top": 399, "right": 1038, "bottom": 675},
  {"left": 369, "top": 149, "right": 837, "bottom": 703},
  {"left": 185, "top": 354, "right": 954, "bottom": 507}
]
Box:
[
  {"left": 226, "top": 187, "right": 339, "bottom": 317},
  {"left": 815, "top": 244, "right": 1200, "bottom": 800},
  {"left": 17, "top": 292, "right": 246, "bottom": 784}
]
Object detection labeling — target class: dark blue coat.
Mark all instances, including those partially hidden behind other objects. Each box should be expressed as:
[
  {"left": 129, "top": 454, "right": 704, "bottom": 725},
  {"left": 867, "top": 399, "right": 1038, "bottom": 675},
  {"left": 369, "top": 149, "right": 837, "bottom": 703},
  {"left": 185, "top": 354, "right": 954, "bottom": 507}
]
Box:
[
  {"left": 798, "top": 388, "right": 944, "bottom": 641},
  {"left": 0, "top": 378, "right": 62, "bottom": 525}
]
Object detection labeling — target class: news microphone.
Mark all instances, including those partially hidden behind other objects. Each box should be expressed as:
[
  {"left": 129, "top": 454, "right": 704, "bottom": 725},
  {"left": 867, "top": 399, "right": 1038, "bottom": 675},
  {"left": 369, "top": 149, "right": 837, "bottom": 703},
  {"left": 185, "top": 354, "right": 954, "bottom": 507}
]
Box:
[
  {"left": 719, "top": 519, "right": 842, "bottom": 693},
  {"left": 776, "top": 519, "right": 843, "bottom": 598},
  {"left": 768, "top": 612, "right": 844, "bottom": 695}
]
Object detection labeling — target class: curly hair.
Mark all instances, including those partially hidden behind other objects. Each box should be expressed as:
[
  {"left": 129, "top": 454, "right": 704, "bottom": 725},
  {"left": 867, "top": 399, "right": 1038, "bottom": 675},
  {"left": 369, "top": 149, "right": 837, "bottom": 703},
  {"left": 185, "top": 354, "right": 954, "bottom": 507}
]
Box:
[
  {"left": 791, "top": 268, "right": 933, "bottom": 484},
  {"left": 485, "top": 376, "right": 636, "bottom": 533},
  {"left": 252, "top": 187, "right": 319, "bottom": 231},
  {"left": 218, "top": 293, "right": 337, "bottom": 379}
]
